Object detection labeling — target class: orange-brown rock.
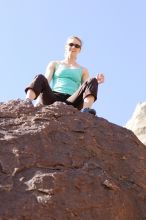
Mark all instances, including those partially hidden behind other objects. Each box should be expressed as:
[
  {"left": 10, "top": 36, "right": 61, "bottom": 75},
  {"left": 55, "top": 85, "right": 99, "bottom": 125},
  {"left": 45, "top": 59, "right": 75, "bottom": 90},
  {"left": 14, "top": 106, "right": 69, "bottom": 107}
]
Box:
[{"left": 0, "top": 100, "right": 146, "bottom": 220}]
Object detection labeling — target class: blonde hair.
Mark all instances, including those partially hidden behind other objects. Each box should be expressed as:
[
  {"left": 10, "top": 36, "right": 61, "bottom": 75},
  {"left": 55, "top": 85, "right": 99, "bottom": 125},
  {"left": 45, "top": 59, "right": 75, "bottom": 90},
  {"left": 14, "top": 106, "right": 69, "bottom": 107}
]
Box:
[{"left": 66, "top": 36, "right": 83, "bottom": 48}]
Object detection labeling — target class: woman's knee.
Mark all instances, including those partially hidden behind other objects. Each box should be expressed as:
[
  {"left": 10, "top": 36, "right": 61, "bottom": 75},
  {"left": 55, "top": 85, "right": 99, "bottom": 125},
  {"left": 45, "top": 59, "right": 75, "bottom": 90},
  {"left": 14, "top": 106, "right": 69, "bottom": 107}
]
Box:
[
  {"left": 88, "top": 77, "right": 98, "bottom": 85},
  {"left": 34, "top": 74, "right": 46, "bottom": 81}
]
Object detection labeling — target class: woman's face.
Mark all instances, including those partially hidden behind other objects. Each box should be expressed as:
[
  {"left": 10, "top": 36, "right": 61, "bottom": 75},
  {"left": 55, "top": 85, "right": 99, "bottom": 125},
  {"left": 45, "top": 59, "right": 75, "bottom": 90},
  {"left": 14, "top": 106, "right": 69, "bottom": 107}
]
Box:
[{"left": 65, "top": 38, "right": 81, "bottom": 56}]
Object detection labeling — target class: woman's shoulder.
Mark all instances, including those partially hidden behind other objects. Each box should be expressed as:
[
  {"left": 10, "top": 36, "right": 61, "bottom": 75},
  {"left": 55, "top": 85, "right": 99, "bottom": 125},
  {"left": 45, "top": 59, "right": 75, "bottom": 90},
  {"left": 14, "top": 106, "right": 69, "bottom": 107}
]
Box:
[
  {"left": 81, "top": 65, "right": 88, "bottom": 71},
  {"left": 78, "top": 65, "right": 89, "bottom": 74},
  {"left": 46, "top": 60, "right": 62, "bottom": 71},
  {"left": 47, "top": 60, "right": 61, "bottom": 66},
  {"left": 74, "top": 63, "right": 87, "bottom": 71}
]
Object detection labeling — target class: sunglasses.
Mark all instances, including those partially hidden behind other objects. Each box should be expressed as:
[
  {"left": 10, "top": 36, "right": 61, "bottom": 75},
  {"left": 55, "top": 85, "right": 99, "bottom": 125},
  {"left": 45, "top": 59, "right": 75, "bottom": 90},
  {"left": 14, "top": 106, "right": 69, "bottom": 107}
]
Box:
[{"left": 68, "top": 43, "right": 81, "bottom": 49}]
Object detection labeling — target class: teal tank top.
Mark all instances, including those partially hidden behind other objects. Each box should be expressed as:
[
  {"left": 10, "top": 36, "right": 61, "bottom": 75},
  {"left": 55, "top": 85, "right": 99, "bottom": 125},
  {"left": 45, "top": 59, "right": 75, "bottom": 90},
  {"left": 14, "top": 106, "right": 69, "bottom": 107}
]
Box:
[{"left": 51, "top": 64, "right": 82, "bottom": 95}]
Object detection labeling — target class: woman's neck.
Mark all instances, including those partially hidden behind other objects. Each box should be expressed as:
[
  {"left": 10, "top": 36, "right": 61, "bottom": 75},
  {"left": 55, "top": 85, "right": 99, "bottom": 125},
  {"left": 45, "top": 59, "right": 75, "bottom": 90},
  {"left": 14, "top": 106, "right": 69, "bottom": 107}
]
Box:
[{"left": 63, "top": 55, "right": 77, "bottom": 65}]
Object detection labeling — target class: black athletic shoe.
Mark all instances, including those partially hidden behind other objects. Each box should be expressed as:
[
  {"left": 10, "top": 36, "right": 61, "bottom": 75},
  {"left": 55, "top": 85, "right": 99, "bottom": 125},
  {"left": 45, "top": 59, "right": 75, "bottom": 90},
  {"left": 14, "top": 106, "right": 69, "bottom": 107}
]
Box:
[
  {"left": 81, "top": 108, "right": 96, "bottom": 115},
  {"left": 24, "top": 98, "right": 34, "bottom": 107}
]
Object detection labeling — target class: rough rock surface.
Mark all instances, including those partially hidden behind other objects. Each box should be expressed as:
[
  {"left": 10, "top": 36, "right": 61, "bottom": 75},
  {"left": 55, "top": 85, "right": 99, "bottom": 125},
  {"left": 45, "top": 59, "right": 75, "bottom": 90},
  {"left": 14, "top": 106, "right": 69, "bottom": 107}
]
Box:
[
  {"left": 0, "top": 99, "right": 146, "bottom": 220},
  {"left": 125, "top": 102, "right": 146, "bottom": 145}
]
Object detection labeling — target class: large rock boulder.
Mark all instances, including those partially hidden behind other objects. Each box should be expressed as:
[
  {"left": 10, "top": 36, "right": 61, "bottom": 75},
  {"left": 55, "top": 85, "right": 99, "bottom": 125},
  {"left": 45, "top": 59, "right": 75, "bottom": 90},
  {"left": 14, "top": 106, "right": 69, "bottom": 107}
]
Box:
[
  {"left": 0, "top": 100, "right": 146, "bottom": 220},
  {"left": 125, "top": 102, "right": 146, "bottom": 145}
]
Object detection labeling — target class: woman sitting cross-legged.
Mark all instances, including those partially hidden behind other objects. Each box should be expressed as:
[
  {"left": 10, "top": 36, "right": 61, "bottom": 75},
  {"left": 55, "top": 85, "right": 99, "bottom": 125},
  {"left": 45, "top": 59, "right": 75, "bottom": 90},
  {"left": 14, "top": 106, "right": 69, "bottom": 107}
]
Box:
[{"left": 25, "top": 35, "right": 105, "bottom": 115}]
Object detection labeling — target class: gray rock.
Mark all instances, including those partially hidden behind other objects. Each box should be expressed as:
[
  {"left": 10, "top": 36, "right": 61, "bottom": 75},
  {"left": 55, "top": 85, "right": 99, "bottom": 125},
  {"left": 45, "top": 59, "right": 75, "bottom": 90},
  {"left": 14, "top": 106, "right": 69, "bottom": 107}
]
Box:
[{"left": 125, "top": 102, "right": 146, "bottom": 145}]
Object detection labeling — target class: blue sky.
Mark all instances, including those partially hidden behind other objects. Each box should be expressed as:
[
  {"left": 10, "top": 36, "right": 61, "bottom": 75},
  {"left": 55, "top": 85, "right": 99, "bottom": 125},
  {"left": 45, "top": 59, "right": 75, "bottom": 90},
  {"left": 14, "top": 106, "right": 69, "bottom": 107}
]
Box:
[{"left": 0, "top": 0, "right": 145, "bottom": 126}]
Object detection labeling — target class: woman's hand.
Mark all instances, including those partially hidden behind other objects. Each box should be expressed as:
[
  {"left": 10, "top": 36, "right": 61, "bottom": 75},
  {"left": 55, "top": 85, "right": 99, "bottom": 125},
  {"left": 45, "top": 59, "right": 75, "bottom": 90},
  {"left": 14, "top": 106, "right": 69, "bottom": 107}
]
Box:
[{"left": 96, "top": 73, "right": 105, "bottom": 84}]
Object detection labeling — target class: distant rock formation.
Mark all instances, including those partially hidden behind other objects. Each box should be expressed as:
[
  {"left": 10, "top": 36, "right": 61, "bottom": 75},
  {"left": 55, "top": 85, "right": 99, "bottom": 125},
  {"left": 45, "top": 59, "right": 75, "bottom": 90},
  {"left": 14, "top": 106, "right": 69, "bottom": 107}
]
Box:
[
  {"left": 125, "top": 102, "right": 146, "bottom": 145},
  {"left": 0, "top": 99, "right": 146, "bottom": 220}
]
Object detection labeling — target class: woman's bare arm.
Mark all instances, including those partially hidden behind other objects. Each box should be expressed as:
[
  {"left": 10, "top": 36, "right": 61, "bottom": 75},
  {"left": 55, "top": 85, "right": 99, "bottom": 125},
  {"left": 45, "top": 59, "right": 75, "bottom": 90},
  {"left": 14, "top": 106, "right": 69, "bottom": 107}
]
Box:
[{"left": 45, "top": 61, "right": 56, "bottom": 84}]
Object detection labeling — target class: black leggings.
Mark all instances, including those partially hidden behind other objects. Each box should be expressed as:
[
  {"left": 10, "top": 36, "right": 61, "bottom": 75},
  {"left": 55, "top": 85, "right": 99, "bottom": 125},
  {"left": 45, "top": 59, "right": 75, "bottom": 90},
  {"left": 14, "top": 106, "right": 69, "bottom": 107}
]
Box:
[{"left": 25, "top": 74, "right": 98, "bottom": 110}]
